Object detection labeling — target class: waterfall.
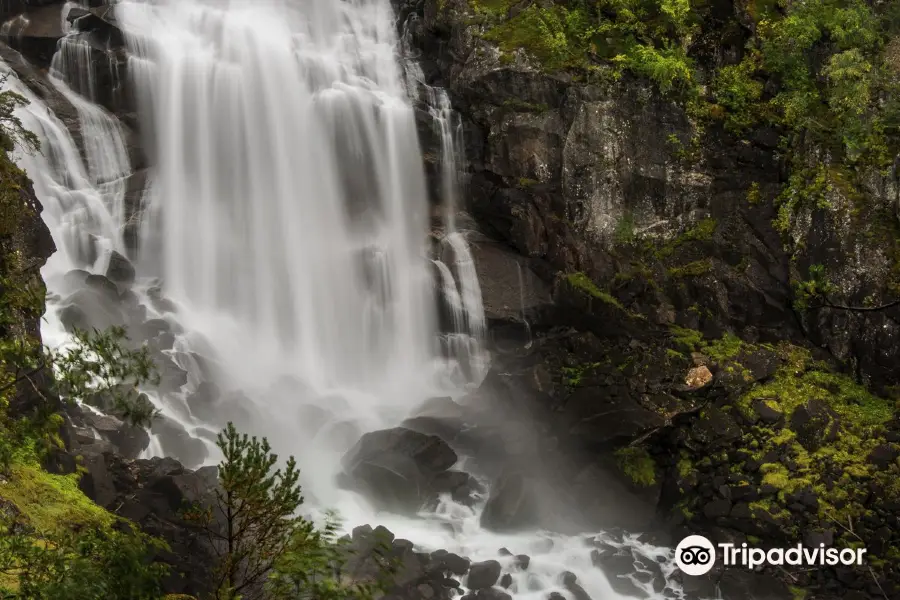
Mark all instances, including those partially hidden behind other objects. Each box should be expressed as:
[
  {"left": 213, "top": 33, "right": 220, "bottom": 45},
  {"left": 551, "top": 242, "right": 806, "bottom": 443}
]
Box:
[
  {"left": 115, "top": 0, "right": 442, "bottom": 393},
  {"left": 401, "top": 16, "right": 488, "bottom": 382},
  {"left": 0, "top": 1, "right": 691, "bottom": 599}
]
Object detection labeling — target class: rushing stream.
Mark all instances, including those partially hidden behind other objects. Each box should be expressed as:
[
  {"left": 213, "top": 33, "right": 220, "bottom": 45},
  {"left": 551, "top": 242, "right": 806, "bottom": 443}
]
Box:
[{"left": 2, "top": 1, "right": 691, "bottom": 599}]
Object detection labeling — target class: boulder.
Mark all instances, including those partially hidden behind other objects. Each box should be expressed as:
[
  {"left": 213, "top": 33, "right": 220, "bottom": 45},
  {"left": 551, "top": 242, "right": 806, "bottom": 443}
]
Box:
[
  {"left": 85, "top": 412, "right": 150, "bottom": 459},
  {"left": 467, "top": 560, "right": 501, "bottom": 589},
  {"left": 77, "top": 451, "right": 218, "bottom": 597},
  {"left": 790, "top": 399, "right": 840, "bottom": 452},
  {"left": 340, "top": 427, "right": 458, "bottom": 513},
  {"left": 150, "top": 416, "right": 210, "bottom": 469},
  {"left": 684, "top": 366, "right": 712, "bottom": 390},
  {"left": 480, "top": 472, "right": 538, "bottom": 532},
  {"left": 106, "top": 250, "right": 136, "bottom": 287}
]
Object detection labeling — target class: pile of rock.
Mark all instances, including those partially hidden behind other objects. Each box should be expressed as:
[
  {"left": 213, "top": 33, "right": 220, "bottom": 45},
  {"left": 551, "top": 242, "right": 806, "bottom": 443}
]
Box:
[{"left": 339, "top": 426, "right": 482, "bottom": 514}]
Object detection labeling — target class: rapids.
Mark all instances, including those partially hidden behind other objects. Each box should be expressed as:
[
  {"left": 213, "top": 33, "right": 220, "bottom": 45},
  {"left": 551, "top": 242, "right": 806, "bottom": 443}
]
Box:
[{"left": 1, "top": 1, "right": 693, "bottom": 599}]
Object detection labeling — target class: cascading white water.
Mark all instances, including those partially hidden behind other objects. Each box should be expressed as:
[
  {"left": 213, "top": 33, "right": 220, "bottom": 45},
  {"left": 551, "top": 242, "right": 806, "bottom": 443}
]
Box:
[
  {"left": 401, "top": 27, "right": 488, "bottom": 382},
  {"left": 1, "top": 0, "right": 696, "bottom": 598},
  {"left": 118, "top": 0, "right": 440, "bottom": 394},
  {"left": 0, "top": 63, "right": 120, "bottom": 348}
]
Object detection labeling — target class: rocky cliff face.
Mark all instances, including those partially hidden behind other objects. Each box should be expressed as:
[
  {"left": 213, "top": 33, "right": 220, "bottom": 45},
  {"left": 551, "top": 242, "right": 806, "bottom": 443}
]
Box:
[
  {"left": 397, "top": 0, "right": 900, "bottom": 597},
  {"left": 402, "top": 0, "right": 900, "bottom": 391}
]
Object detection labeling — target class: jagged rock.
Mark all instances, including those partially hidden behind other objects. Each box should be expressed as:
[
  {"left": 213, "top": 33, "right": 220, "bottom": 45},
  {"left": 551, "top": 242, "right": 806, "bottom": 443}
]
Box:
[
  {"left": 717, "top": 570, "right": 792, "bottom": 600},
  {"left": 562, "top": 386, "right": 666, "bottom": 448},
  {"left": 466, "top": 560, "right": 501, "bottom": 589},
  {"left": 76, "top": 451, "right": 218, "bottom": 597},
  {"left": 751, "top": 399, "right": 784, "bottom": 425},
  {"left": 150, "top": 416, "right": 209, "bottom": 470},
  {"left": 84, "top": 412, "right": 150, "bottom": 459},
  {"left": 106, "top": 250, "right": 136, "bottom": 287},
  {"left": 58, "top": 285, "right": 126, "bottom": 333},
  {"left": 474, "top": 589, "right": 511, "bottom": 600},
  {"left": 479, "top": 471, "right": 538, "bottom": 532},
  {"left": 790, "top": 399, "right": 840, "bottom": 452},
  {"left": 684, "top": 366, "right": 712, "bottom": 390},
  {"left": 431, "top": 549, "right": 470, "bottom": 575},
  {"left": 867, "top": 443, "right": 899, "bottom": 469},
  {"left": 340, "top": 427, "right": 458, "bottom": 514}
]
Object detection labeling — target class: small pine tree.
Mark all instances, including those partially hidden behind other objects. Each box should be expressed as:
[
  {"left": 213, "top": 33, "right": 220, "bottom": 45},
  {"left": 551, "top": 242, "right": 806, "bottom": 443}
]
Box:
[
  {"left": 187, "top": 422, "right": 304, "bottom": 599},
  {"left": 186, "top": 423, "right": 390, "bottom": 600}
]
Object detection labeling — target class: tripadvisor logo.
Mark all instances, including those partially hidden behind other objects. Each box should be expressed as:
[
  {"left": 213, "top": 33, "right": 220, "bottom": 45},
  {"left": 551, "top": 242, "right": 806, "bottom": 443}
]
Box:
[{"left": 675, "top": 535, "right": 868, "bottom": 576}]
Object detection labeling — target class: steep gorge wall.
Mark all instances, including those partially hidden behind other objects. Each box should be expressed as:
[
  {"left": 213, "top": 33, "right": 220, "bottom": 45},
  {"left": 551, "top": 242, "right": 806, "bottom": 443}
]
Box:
[{"left": 401, "top": 0, "right": 900, "bottom": 391}]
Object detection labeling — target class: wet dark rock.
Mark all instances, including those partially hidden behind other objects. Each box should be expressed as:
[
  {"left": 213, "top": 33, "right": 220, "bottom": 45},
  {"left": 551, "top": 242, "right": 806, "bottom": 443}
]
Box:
[
  {"left": 83, "top": 411, "right": 150, "bottom": 459},
  {"left": 717, "top": 570, "right": 792, "bottom": 600},
  {"left": 513, "top": 554, "right": 530, "bottom": 570},
  {"left": 751, "top": 399, "right": 783, "bottom": 425},
  {"left": 150, "top": 416, "right": 209, "bottom": 470},
  {"left": 76, "top": 451, "right": 218, "bottom": 597},
  {"left": 431, "top": 550, "right": 470, "bottom": 576},
  {"left": 790, "top": 399, "right": 841, "bottom": 452},
  {"left": 479, "top": 471, "right": 538, "bottom": 532},
  {"left": 58, "top": 283, "right": 127, "bottom": 333},
  {"left": 106, "top": 250, "right": 136, "bottom": 287},
  {"left": 867, "top": 443, "right": 899, "bottom": 469},
  {"left": 591, "top": 549, "right": 635, "bottom": 578},
  {"left": 466, "top": 560, "right": 501, "bottom": 590},
  {"left": 498, "top": 573, "right": 512, "bottom": 589},
  {"left": 474, "top": 589, "right": 511, "bottom": 600},
  {"left": 340, "top": 427, "right": 458, "bottom": 514}
]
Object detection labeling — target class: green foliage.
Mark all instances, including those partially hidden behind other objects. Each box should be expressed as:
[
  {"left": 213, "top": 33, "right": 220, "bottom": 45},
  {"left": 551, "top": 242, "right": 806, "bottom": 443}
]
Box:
[
  {"left": 186, "top": 422, "right": 304, "bottom": 598},
  {"left": 669, "top": 325, "right": 703, "bottom": 351},
  {"left": 667, "top": 258, "right": 711, "bottom": 278},
  {"left": 476, "top": 0, "right": 697, "bottom": 88},
  {"left": 561, "top": 361, "right": 602, "bottom": 388},
  {"left": 49, "top": 326, "right": 160, "bottom": 427},
  {"left": 0, "top": 522, "right": 167, "bottom": 600},
  {"left": 268, "top": 513, "right": 393, "bottom": 600},
  {"left": 622, "top": 43, "right": 693, "bottom": 93},
  {"left": 0, "top": 459, "right": 113, "bottom": 536},
  {"left": 0, "top": 326, "right": 160, "bottom": 472},
  {"left": 711, "top": 56, "right": 765, "bottom": 132},
  {"left": 615, "top": 446, "right": 657, "bottom": 486},
  {"left": 483, "top": 3, "right": 599, "bottom": 70},
  {"left": 0, "top": 80, "right": 40, "bottom": 156},
  {"left": 186, "top": 423, "right": 383, "bottom": 600},
  {"left": 565, "top": 272, "right": 625, "bottom": 310},
  {"left": 613, "top": 212, "right": 637, "bottom": 245},
  {"left": 793, "top": 264, "right": 837, "bottom": 310}
]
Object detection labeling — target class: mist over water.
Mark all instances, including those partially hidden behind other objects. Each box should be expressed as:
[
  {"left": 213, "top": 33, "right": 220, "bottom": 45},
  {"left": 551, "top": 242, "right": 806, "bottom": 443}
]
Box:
[{"left": 1, "top": 1, "right": 690, "bottom": 598}]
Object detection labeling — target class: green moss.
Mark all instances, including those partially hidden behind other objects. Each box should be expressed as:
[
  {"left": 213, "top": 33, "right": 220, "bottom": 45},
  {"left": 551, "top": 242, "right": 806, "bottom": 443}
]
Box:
[
  {"left": 654, "top": 218, "right": 718, "bottom": 258},
  {"left": 704, "top": 333, "right": 745, "bottom": 362},
  {"left": 667, "top": 258, "right": 712, "bottom": 278},
  {"left": 518, "top": 177, "right": 539, "bottom": 187},
  {"left": 482, "top": 4, "right": 596, "bottom": 71},
  {"left": 565, "top": 272, "right": 625, "bottom": 310},
  {"left": 0, "top": 459, "right": 114, "bottom": 536},
  {"left": 789, "top": 585, "right": 808, "bottom": 600},
  {"left": 666, "top": 348, "right": 684, "bottom": 361},
  {"left": 676, "top": 452, "right": 694, "bottom": 478},
  {"left": 614, "top": 213, "right": 637, "bottom": 246},
  {"left": 561, "top": 361, "right": 602, "bottom": 388},
  {"left": 669, "top": 325, "right": 703, "bottom": 351},
  {"left": 615, "top": 446, "right": 657, "bottom": 487},
  {"left": 746, "top": 182, "right": 762, "bottom": 205}
]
